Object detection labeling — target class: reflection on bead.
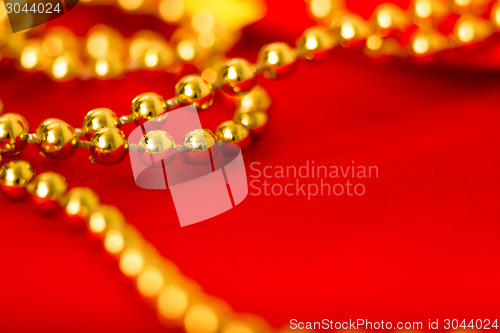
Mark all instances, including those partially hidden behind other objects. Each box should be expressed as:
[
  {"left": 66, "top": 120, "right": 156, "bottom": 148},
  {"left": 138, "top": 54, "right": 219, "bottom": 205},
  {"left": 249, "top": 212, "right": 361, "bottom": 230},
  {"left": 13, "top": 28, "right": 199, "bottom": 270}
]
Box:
[
  {"left": 0, "top": 113, "right": 29, "bottom": 155},
  {"left": 88, "top": 205, "right": 125, "bottom": 237},
  {"left": 257, "top": 42, "right": 296, "bottom": 78},
  {"left": 237, "top": 86, "right": 271, "bottom": 113},
  {"left": 90, "top": 128, "right": 129, "bottom": 165},
  {"left": 219, "top": 58, "right": 257, "bottom": 95},
  {"left": 63, "top": 188, "right": 99, "bottom": 220},
  {"left": 372, "top": 3, "right": 408, "bottom": 37},
  {"left": 91, "top": 53, "right": 124, "bottom": 79},
  {"left": 185, "top": 304, "right": 218, "bottom": 333},
  {"left": 137, "top": 266, "right": 165, "bottom": 297},
  {"left": 222, "top": 321, "right": 254, "bottom": 333},
  {"left": 28, "top": 172, "right": 68, "bottom": 213},
  {"left": 49, "top": 52, "right": 81, "bottom": 82},
  {"left": 139, "top": 130, "right": 176, "bottom": 166},
  {"left": 296, "top": 26, "right": 335, "bottom": 60},
  {"left": 120, "top": 248, "right": 145, "bottom": 277},
  {"left": 83, "top": 108, "right": 119, "bottom": 139},
  {"left": 454, "top": 15, "right": 489, "bottom": 44},
  {"left": 0, "top": 160, "right": 35, "bottom": 200},
  {"left": 131, "top": 92, "right": 166, "bottom": 124},
  {"left": 36, "top": 119, "right": 77, "bottom": 160},
  {"left": 215, "top": 120, "right": 251, "bottom": 150},
  {"left": 234, "top": 110, "right": 268, "bottom": 136},
  {"left": 412, "top": 30, "right": 447, "bottom": 55},
  {"left": 182, "top": 129, "right": 218, "bottom": 166},
  {"left": 175, "top": 75, "right": 214, "bottom": 109},
  {"left": 158, "top": 285, "right": 189, "bottom": 320},
  {"left": 19, "top": 40, "right": 45, "bottom": 71},
  {"left": 331, "top": 14, "right": 368, "bottom": 46}
]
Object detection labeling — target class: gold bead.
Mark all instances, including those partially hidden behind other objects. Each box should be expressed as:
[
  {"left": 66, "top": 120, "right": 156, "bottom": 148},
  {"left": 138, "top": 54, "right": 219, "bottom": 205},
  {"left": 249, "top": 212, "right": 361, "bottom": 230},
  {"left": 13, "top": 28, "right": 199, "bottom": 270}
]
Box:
[
  {"left": 410, "top": 0, "right": 448, "bottom": 23},
  {"left": 237, "top": 86, "right": 271, "bottom": 113},
  {"left": 158, "top": 285, "right": 189, "bottom": 320},
  {"left": 91, "top": 52, "right": 124, "bottom": 79},
  {"left": 372, "top": 3, "right": 408, "bottom": 36},
  {"left": 492, "top": 1, "right": 500, "bottom": 28},
  {"left": 296, "top": 26, "right": 335, "bottom": 60},
  {"left": 215, "top": 120, "right": 251, "bottom": 150},
  {"left": 454, "top": 14, "right": 490, "bottom": 44},
  {"left": 219, "top": 58, "right": 257, "bottom": 95},
  {"left": 257, "top": 42, "right": 296, "bottom": 78},
  {"left": 86, "top": 25, "right": 123, "bottom": 59},
  {"left": 308, "top": 0, "right": 345, "bottom": 22},
  {"left": 175, "top": 75, "right": 214, "bottom": 109},
  {"left": 28, "top": 172, "right": 68, "bottom": 213},
  {"left": 222, "top": 322, "right": 254, "bottom": 333},
  {"left": 42, "top": 27, "right": 78, "bottom": 58},
  {"left": 87, "top": 205, "right": 125, "bottom": 240},
  {"left": 0, "top": 160, "right": 35, "bottom": 200},
  {"left": 19, "top": 40, "right": 46, "bottom": 71},
  {"left": 411, "top": 29, "right": 447, "bottom": 55},
  {"left": 63, "top": 188, "right": 100, "bottom": 220},
  {"left": 137, "top": 265, "right": 165, "bottom": 298},
  {"left": 90, "top": 128, "right": 129, "bottom": 165},
  {"left": 143, "top": 40, "right": 175, "bottom": 70},
  {"left": 48, "top": 52, "right": 82, "bottom": 82},
  {"left": 331, "top": 14, "right": 369, "bottom": 46},
  {"left": 0, "top": 113, "right": 29, "bottom": 155},
  {"left": 120, "top": 247, "right": 145, "bottom": 277},
  {"left": 182, "top": 129, "right": 218, "bottom": 165},
  {"left": 234, "top": 110, "right": 268, "bottom": 136},
  {"left": 184, "top": 304, "right": 218, "bottom": 333},
  {"left": 36, "top": 119, "right": 77, "bottom": 160},
  {"left": 83, "top": 108, "right": 119, "bottom": 139},
  {"left": 138, "top": 130, "right": 176, "bottom": 166},
  {"left": 131, "top": 92, "right": 166, "bottom": 124}
]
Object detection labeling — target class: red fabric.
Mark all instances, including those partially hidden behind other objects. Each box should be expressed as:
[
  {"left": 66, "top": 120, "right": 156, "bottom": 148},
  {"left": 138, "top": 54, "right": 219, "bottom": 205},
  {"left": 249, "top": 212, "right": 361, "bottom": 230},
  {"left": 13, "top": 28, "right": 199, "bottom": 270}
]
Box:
[{"left": 2, "top": 1, "right": 500, "bottom": 332}]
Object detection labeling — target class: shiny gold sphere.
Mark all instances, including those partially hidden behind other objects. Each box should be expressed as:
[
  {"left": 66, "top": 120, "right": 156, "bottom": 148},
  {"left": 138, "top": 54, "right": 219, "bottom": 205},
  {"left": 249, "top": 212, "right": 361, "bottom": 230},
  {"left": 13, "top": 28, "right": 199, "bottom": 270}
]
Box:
[
  {"left": 175, "top": 75, "right": 214, "bottom": 109},
  {"left": 215, "top": 120, "right": 251, "bottom": 150},
  {"left": 83, "top": 108, "right": 119, "bottom": 139},
  {"left": 28, "top": 172, "right": 68, "bottom": 213},
  {"left": 36, "top": 119, "right": 77, "bottom": 160},
  {"left": 63, "top": 188, "right": 100, "bottom": 220},
  {"left": 257, "top": 42, "right": 297, "bottom": 78},
  {"left": 331, "top": 14, "right": 369, "bottom": 46},
  {"left": 87, "top": 205, "right": 125, "bottom": 239},
  {"left": 90, "top": 128, "right": 129, "bottom": 165},
  {"left": 0, "top": 160, "right": 35, "bottom": 200},
  {"left": 234, "top": 110, "right": 268, "bottom": 136},
  {"left": 131, "top": 92, "right": 166, "bottom": 124},
  {"left": 372, "top": 3, "right": 408, "bottom": 36},
  {"left": 138, "top": 130, "right": 176, "bottom": 166},
  {"left": 219, "top": 58, "right": 257, "bottom": 95},
  {"left": 0, "top": 113, "right": 29, "bottom": 155},
  {"left": 182, "top": 128, "right": 218, "bottom": 165},
  {"left": 296, "top": 26, "right": 335, "bottom": 60},
  {"left": 237, "top": 86, "right": 272, "bottom": 113}
]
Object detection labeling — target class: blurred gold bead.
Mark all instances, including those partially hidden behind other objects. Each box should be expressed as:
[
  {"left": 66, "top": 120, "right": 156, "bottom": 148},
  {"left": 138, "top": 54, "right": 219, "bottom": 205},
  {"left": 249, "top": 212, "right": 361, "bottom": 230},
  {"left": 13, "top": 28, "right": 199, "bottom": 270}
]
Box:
[
  {"left": 159, "top": 0, "right": 184, "bottom": 22},
  {"left": 182, "top": 129, "right": 218, "bottom": 165},
  {"left": 83, "top": 108, "right": 119, "bottom": 139},
  {"left": 120, "top": 248, "right": 145, "bottom": 277},
  {"left": 331, "top": 14, "right": 368, "bottom": 46},
  {"left": 63, "top": 188, "right": 100, "bottom": 219},
  {"left": 19, "top": 40, "right": 45, "bottom": 71},
  {"left": 454, "top": 15, "right": 490, "bottom": 44},
  {"left": 131, "top": 92, "right": 166, "bottom": 124},
  {"left": 42, "top": 28, "right": 78, "bottom": 58},
  {"left": 138, "top": 130, "right": 176, "bottom": 166},
  {"left": 86, "top": 25, "right": 123, "bottom": 59},
  {"left": 372, "top": 3, "right": 408, "bottom": 35},
  {"left": 92, "top": 53, "right": 124, "bottom": 79},
  {"left": 130, "top": 30, "right": 159, "bottom": 63},
  {"left": 308, "top": 0, "right": 345, "bottom": 21},
  {"left": 0, "top": 113, "right": 29, "bottom": 155},
  {"left": 219, "top": 58, "right": 257, "bottom": 95},
  {"left": 215, "top": 120, "right": 251, "bottom": 150},
  {"left": 296, "top": 26, "right": 335, "bottom": 60},
  {"left": 257, "top": 42, "right": 296, "bottom": 78},
  {"left": 493, "top": 2, "right": 500, "bottom": 28},
  {"left": 49, "top": 52, "right": 82, "bottom": 82},
  {"left": 412, "top": 30, "right": 447, "bottom": 55},
  {"left": 175, "top": 75, "right": 214, "bottom": 109},
  {"left": 0, "top": 160, "right": 35, "bottom": 200},
  {"left": 185, "top": 304, "right": 218, "bottom": 333},
  {"left": 88, "top": 204, "right": 125, "bottom": 238},
  {"left": 158, "top": 285, "right": 189, "bottom": 320},
  {"left": 137, "top": 266, "right": 164, "bottom": 297},
  {"left": 176, "top": 39, "right": 199, "bottom": 62},
  {"left": 142, "top": 40, "right": 175, "bottom": 70},
  {"left": 237, "top": 86, "right": 271, "bottom": 113},
  {"left": 36, "top": 119, "right": 77, "bottom": 160},
  {"left": 90, "top": 128, "right": 129, "bottom": 165},
  {"left": 222, "top": 322, "right": 254, "bottom": 333},
  {"left": 234, "top": 110, "right": 268, "bottom": 136},
  {"left": 28, "top": 172, "right": 68, "bottom": 213}
]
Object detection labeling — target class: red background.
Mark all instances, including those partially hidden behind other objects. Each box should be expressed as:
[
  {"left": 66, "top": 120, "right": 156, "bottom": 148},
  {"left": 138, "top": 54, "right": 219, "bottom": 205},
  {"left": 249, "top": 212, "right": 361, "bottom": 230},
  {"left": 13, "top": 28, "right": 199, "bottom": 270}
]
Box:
[{"left": 1, "top": 0, "right": 500, "bottom": 332}]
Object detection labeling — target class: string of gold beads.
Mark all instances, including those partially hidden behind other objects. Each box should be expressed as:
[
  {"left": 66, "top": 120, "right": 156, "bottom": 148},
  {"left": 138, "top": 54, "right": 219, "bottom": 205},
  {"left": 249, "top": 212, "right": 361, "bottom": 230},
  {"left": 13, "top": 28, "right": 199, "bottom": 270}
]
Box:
[
  {"left": 306, "top": 0, "right": 500, "bottom": 56},
  {"left": 0, "top": 159, "right": 284, "bottom": 333}
]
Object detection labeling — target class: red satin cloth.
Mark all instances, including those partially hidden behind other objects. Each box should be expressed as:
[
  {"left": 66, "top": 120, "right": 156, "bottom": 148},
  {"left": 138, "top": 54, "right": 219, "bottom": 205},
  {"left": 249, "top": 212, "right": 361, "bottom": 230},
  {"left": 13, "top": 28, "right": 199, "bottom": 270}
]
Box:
[{"left": 2, "top": 1, "right": 500, "bottom": 332}]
